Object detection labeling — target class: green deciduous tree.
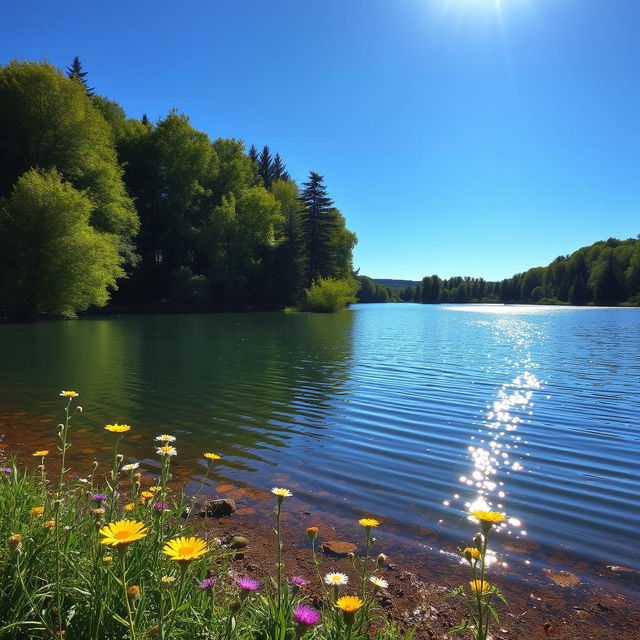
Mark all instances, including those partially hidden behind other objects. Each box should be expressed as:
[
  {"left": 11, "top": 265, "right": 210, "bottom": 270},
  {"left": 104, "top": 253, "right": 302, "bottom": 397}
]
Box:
[{"left": 0, "top": 169, "right": 123, "bottom": 319}]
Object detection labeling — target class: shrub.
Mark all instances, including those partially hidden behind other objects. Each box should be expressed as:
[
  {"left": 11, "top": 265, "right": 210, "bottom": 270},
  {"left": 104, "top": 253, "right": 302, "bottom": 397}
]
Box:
[{"left": 301, "top": 277, "right": 358, "bottom": 313}]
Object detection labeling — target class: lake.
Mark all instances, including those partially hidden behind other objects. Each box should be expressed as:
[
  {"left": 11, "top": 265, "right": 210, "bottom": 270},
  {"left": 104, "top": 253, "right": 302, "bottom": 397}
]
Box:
[{"left": 0, "top": 304, "right": 638, "bottom": 576}]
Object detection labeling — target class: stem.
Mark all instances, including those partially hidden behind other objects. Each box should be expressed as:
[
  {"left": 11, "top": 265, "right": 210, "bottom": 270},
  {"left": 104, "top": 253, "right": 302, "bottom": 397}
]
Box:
[
  {"left": 58, "top": 397, "right": 72, "bottom": 491},
  {"left": 119, "top": 549, "right": 137, "bottom": 640},
  {"left": 54, "top": 510, "right": 62, "bottom": 635},
  {"left": 276, "top": 500, "right": 283, "bottom": 611},
  {"left": 164, "top": 563, "right": 188, "bottom": 639},
  {"left": 360, "top": 529, "right": 372, "bottom": 598}
]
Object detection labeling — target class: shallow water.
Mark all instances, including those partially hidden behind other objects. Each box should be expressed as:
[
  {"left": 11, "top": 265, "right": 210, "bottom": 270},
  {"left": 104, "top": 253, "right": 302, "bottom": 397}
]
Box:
[{"left": 0, "top": 304, "right": 638, "bottom": 574}]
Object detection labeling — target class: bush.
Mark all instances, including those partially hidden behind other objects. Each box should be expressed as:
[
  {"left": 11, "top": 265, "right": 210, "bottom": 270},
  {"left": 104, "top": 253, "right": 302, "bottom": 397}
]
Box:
[{"left": 301, "top": 277, "right": 358, "bottom": 313}]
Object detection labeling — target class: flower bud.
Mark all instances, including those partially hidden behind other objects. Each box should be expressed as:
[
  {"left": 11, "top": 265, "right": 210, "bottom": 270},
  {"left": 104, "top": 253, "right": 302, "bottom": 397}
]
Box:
[
  {"left": 473, "top": 533, "right": 483, "bottom": 550},
  {"left": 376, "top": 553, "right": 388, "bottom": 567},
  {"left": 116, "top": 454, "right": 124, "bottom": 463},
  {"left": 92, "top": 461, "right": 99, "bottom": 470},
  {"left": 76, "top": 406, "right": 83, "bottom": 413}
]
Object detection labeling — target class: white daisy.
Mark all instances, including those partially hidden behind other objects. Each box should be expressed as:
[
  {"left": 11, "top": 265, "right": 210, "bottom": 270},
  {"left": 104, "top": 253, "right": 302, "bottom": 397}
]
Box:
[
  {"left": 369, "top": 576, "right": 389, "bottom": 589},
  {"left": 155, "top": 434, "right": 176, "bottom": 443},
  {"left": 156, "top": 446, "right": 177, "bottom": 456},
  {"left": 271, "top": 487, "right": 292, "bottom": 498},
  {"left": 122, "top": 463, "right": 140, "bottom": 472},
  {"left": 324, "top": 572, "right": 349, "bottom": 586}
]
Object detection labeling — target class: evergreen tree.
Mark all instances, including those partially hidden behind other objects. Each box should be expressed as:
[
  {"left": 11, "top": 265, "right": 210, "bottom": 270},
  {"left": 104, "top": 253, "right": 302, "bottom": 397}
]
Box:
[
  {"left": 66, "top": 56, "right": 95, "bottom": 96},
  {"left": 272, "top": 153, "right": 291, "bottom": 182},
  {"left": 248, "top": 144, "right": 259, "bottom": 164},
  {"left": 258, "top": 146, "right": 275, "bottom": 188},
  {"left": 141, "top": 114, "right": 150, "bottom": 126},
  {"left": 299, "top": 171, "right": 337, "bottom": 286}
]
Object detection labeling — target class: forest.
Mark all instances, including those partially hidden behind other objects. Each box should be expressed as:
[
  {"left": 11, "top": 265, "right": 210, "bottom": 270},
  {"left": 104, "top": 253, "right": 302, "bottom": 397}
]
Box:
[
  {"left": 0, "top": 59, "right": 357, "bottom": 320},
  {"left": 356, "top": 236, "right": 640, "bottom": 306}
]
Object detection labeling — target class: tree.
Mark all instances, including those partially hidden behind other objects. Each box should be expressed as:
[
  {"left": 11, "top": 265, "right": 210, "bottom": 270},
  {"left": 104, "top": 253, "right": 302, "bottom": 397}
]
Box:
[
  {"left": 0, "top": 169, "right": 123, "bottom": 319},
  {"left": 272, "top": 153, "right": 291, "bottom": 182},
  {"left": 248, "top": 144, "right": 259, "bottom": 164},
  {"left": 258, "top": 146, "right": 275, "bottom": 188},
  {"left": 299, "top": 171, "right": 337, "bottom": 286},
  {"left": 0, "top": 61, "right": 138, "bottom": 243},
  {"left": 66, "top": 55, "right": 95, "bottom": 96}
]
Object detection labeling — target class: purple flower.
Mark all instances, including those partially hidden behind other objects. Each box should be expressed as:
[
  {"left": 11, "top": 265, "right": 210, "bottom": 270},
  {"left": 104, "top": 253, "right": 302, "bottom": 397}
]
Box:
[
  {"left": 2, "top": 467, "right": 12, "bottom": 475},
  {"left": 92, "top": 493, "right": 107, "bottom": 504},
  {"left": 153, "top": 502, "right": 166, "bottom": 511},
  {"left": 290, "top": 576, "right": 309, "bottom": 589},
  {"left": 293, "top": 604, "right": 321, "bottom": 626},
  {"left": 236, "top": 577, "right": 259, "bottom": 592},
  {"left": 198, "top": 577, "right": 217, "bottom": 591}
]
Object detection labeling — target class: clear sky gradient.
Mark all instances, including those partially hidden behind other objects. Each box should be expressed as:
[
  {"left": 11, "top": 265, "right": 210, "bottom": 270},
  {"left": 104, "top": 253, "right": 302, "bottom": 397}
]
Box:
[{"left": 2, "top": 0, "right": 638, "bottom": 281}]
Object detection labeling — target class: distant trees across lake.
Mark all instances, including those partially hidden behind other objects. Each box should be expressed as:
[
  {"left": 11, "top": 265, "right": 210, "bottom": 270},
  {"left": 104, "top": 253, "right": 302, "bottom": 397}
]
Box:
[
  {"left": 0, "top": 60, "right": 356, "bottom": 320},
  {"left": 357, "top": 236, "right": 640, "bottom": 307}
]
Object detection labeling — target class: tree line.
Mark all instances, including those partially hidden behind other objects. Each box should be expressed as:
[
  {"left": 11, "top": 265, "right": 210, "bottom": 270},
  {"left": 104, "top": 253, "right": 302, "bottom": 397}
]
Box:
[
  {"left": 357, "top": 236, "right": 640, "bottom": 306},
  {"left": 0, "top": 59, "right": 357, "bottom": 320}
]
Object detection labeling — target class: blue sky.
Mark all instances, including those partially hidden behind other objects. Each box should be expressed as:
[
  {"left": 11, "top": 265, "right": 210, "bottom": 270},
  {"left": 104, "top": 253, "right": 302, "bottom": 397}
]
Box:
[{"left": 1, "top": 0, "right": 638, "bottom": 280}]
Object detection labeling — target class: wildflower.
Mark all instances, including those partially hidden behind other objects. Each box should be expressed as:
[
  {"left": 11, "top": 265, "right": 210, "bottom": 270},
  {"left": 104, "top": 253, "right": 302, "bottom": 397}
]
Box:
[
  {"left": 470, "top": 580, "right": 490, "bottom": 594},
  {"left": 162, "top": 536, "right": 208, "bottom": 563},
  {"left": 8, "top": 534, "right": 22, "bottom": 553},
  {"left": 293, "top": 604, "right": 321, "bottom": 626},
  {"left": 359, "top": 518, "right": 380, "bottom": 528},
  {"left": 92, "top": 493, "right": 107, "bottom": 504},
  {"left": 43, "top": 520, "right": 56, "bottom": 528},
  {"left": 155, "top": 434, "right": 176, "bottom": 443},
  {"left": 463, "top": 547, "right": 481, "bottom": 561},
  {"left": 161, "top": 575, "right": 176, "bottom": 586},
  {"left": 122, "top": 463, "right": 139, "bottom": 472},
  {"left": 369, "top": 576, "right": 389, "bottom": 589},
  {"left": 140, "top": 491, "right": 154, "bottom": 500},
  {"left": 203, "top": 452, "right": 221, "bottom": 461},
  {"left": 127, "top": 585, "right": 140, "bottom": 598},
  {"left": 104, "top": 424, "right": 131, "bottom": 433},
  {"left": 124, "top": 503, "right": 135, "bottom": 512},
  {"left": 32, "top": 450, "right": 49, "bottom": 457},
  {"left": 290, "top": 576, "right": 309, "bottom": 589},
  {"left": 148, "top": 486, "right": 159, "bottom": 493},
  {"left": 102, "top": 556, "right": 113, "bottom": 564},
  {"left": 59, "top": 391, "right": 78, "bottom": 397},
  {"left": 93, "top": 508, "right": 106, "bottom": 517},
  {"left": 237, "top": 577, "right": 260, "bottom": 591},
  {"left": 156, "top": 445, "right": 177, "bottom": 456},
  {"left": 324, "top": 572, "right": 349, "bottom": 586},
  {"left": 376, "top": 553, "right": 388, "bottom": 567},
  {"left": 306, "top": 526, "right": 319, "bottom": 540},
  {"left": 2, "top": 467, "right": 12, "bottom": 474},
  {"left": 78, "top": 478, "right": 89, "bottom": 484},
  {"left": 198, "top": 576, "right": 217, "bottom": 591},
  {"left": 99, "top": 520, "right": 148, "bottom": 547},
  {"left": 336, "top": 595, "right": 364, "bottom": 614},
  {"left": 153, "top": 502, "right": 166, "bottom": 511},
  {"left": 471, "top": 510, "right": 506, "bottom": 534},
  {"left": 30, "top": 506, "right": 45, "bottom": 517},
  {"left": 271, "top": 487, "right": 292, "bottom": 498}
]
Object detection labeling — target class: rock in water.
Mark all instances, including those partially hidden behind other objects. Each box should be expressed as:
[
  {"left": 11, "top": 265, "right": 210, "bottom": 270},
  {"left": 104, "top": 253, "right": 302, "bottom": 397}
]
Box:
[
  {"left": 322, "top": 540, "right": 357, "bottom": 556},
  {"left": 229, "top": 536, "right": 248, "bottom": 549},
  {"left": 200, "top": 499, "right": 236, "bottom": 518}
]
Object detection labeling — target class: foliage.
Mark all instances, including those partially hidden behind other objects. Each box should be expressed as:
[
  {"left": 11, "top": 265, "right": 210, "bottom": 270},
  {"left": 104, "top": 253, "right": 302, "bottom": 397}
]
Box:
[
  {"left": 301, "top": 277, "right": 358, "bottom": 313},
  {"left": 0, "top": 169, "right": 124, "bottom": 319},
  {"left": 0, "top": 392, "right": 408, "bottom": 639},
  {"left": 66, "top": 55, "right": 95, "bottom": 95}
]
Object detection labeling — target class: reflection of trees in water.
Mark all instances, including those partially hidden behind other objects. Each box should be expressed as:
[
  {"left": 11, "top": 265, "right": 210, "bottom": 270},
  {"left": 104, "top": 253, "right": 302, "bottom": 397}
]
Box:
[{"left": 109, "top": 311, "right": 356, "bottom": 479}]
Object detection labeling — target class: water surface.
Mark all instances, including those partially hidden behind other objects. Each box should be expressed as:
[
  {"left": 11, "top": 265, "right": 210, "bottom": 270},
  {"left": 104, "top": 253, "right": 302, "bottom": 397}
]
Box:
[{"left": 0, "top": 304, "right": 638, "bottom": 575}]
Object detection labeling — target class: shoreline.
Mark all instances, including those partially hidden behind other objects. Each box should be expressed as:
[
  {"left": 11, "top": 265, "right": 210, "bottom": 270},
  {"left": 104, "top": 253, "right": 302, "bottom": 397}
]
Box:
[{"left": 2, "top": 423, "right": 639, "bottom": 640}]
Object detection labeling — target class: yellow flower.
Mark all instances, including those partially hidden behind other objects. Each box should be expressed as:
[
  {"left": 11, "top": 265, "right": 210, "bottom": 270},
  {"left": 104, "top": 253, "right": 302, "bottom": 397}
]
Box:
[
  {"left": 124, "top": 503, "right": 135, "bottom": 512},
  {"left": 43, "top": 520, "right": 55, "bottom": 528},
  {"left": 93, "top": 508, "right": 106, "bottom": 516},
  {"left": 148, "top": 486, "right": 159, "bottom": 493},
  {"left": 30, "top": 506, "right": 45, "bottom": 517},
  {"left": 162, "top": 536, "right": 208, "bottom": 563},
  {"left": 8, "top": 534, "right": 22, "bottom": 544},
  {"left": 204, "top": 452, "right": 221, "bottom": 461},
  {"left": 470, "top": 580, "right": 490, "bottom": 594},
  {"left": 470, "top": 511, "right": 505, "bottom": 524},
  {"left": 463, "top": 547, "right": 481, "bottom": 560},
  {"left": 335, "top": 595, "right": 364, "bottom": 614},
  {"left": 59, "top": 391, "right": 78, "bottom": 397},
  {"left": 161, "top": 575, "right": 176, "bottom": 585},
  {"left": 104, "top": 424, "right": 131, "bottom": 433},
  {"left": 99, "top": 520, "right": 148, "bottom": 547},
  {"left": 127, "top": 585, "right": 140, "bottom": 598},
  {"left": 359, "top": 518, "right": 380, "bottom": 528},
  {"left": 141, "top": 491, "right": 154, "bottom": 500},
  {"left": 271, "top": 487, "right": 292, "bottom": 498},
  {"left": 102, "top": 555, "right": 113, "bottom": 564},
  {"left": 32, "top": 450, "right": 49, "bottom": 457}
]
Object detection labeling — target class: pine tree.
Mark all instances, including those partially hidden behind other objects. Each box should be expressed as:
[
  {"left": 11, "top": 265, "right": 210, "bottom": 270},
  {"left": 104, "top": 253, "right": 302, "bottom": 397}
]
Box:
[
  {"left": 272, "top": 153, "right": 290, "bottom": 182},
  {"left": 258, "top": 146, "right": 275, "bottom": 188},
  {"left": 141, "top": 114, "right": 150, "bottom": 126},
  {"left": 300, "top": 172, "right": 338, "bottom": 286},
  {"left": 248, "top": 144, "right": 259, "bottom": 164},
  {"left": 66, "top": 56, "right": 95, "bottom": 96}
]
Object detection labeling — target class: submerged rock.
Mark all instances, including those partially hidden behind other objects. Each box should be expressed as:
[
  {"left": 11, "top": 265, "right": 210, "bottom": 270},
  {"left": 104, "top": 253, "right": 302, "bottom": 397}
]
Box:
[
  {"left": 193, "top": 498, "right": 236, "bottom": 518},
  {"left": 322, "top": 540, "right": 356, "bottom": 556}
]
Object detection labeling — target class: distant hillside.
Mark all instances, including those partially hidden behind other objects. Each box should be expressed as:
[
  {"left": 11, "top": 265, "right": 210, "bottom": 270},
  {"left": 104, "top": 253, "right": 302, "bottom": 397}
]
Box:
[{"left": 373, "top": 279, "right": 420, "bottom": 288}]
